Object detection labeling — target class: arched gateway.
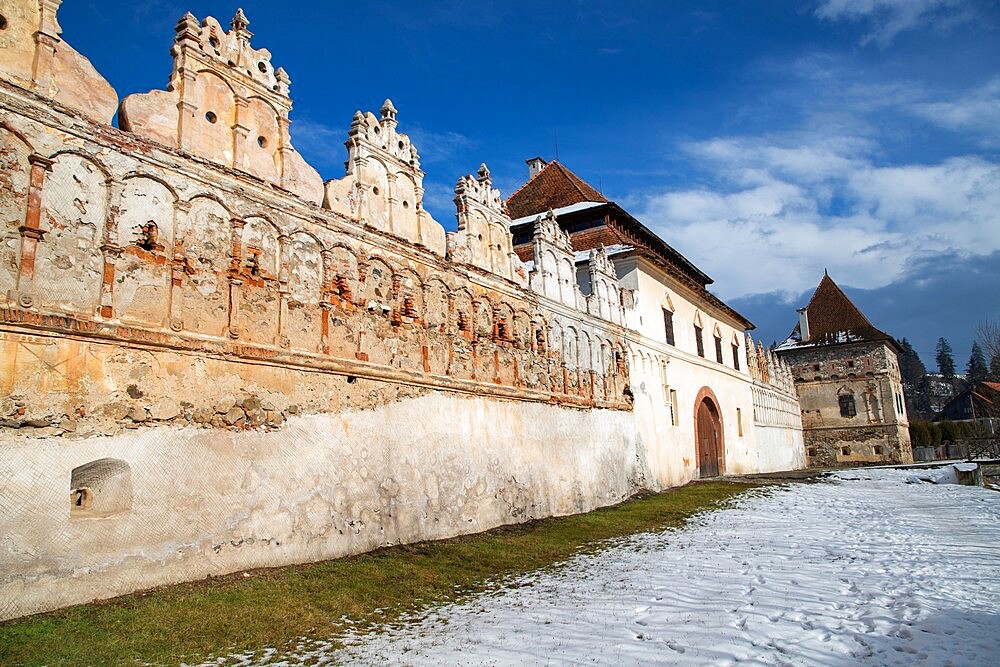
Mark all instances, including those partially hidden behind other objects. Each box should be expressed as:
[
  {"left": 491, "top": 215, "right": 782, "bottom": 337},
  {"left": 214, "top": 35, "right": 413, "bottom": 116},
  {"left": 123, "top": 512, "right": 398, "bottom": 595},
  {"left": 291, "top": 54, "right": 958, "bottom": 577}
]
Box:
[{"left": 694, "top": 387, "right": 724, "bottom": 478}]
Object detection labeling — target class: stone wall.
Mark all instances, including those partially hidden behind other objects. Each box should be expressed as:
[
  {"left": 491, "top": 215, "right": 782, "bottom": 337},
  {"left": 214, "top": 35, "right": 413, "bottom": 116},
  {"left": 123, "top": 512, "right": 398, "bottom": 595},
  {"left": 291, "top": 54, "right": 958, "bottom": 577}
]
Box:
[
  {"left": 745, "top": 336, "right": 806, "bottom": 472},
  {"left": 1, "top": 384, "right": 639, "bottom": 621}
]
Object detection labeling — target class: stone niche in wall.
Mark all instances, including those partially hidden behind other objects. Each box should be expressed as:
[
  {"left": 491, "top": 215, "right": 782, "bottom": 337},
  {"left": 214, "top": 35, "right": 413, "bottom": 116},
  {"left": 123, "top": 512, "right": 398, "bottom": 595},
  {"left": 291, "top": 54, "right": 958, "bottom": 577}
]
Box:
[{"left": 118, "top": 10, "right": 323, "bottom": 204}]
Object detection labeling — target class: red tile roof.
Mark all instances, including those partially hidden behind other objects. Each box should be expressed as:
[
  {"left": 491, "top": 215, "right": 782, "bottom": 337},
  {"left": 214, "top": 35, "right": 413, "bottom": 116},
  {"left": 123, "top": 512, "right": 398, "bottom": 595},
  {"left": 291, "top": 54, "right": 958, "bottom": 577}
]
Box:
[
  {"left": 505, "top": 161, "right": 607, "bottom": 219},
  {"left": 797, "top": 274, "right": 891, "bottom": 345}
]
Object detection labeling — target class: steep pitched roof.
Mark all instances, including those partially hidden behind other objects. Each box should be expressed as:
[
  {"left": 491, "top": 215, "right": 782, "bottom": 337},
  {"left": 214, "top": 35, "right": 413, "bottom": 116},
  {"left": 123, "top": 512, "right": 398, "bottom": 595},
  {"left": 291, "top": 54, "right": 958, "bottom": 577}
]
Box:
[
  {"left": 505, "top": 161, "right": 607, "bottom": 219},
  {"left": 794, "top": 274, "right": 892, "bottom": 346}
]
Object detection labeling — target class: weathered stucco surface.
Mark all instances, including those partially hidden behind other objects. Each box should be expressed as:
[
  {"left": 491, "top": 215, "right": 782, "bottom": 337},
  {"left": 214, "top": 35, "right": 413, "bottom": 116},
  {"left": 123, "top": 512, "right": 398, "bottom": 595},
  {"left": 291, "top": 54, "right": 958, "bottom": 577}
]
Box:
[{"left": 0, "top": 393, "right": 638, "bottom": 621}]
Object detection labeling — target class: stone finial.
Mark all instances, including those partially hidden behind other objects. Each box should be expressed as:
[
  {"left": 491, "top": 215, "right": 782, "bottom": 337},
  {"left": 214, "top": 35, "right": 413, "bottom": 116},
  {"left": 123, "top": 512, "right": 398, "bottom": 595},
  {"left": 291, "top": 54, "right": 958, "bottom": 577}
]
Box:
[
  {"left": 231, "top": 8, "right": 251, "bottom": 33},
  {"left": 175, "top": 12, "right": 200, "bottom": 40},
  {"left": 589, "top": 244, "right": 617, "bottom": 279},
  {"left": 38, "top": 0, "right": 64, "bottom": 40},
  {"left": 533, "top": 209, "right": 573, "bottom": 254},
  {"left": 275, "top": 66, "right": 290, "bottom": 95},
  {"left": 380, "top": 98, "right": 398, "bottom": 122}
]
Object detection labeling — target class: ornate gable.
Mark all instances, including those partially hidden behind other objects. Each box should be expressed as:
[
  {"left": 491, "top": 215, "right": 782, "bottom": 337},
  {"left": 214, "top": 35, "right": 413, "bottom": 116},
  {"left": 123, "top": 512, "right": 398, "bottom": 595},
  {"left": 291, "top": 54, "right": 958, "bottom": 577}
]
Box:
[
  {"left": 323, "top": 100, "right": 447, "bottom": 256},
  {"left": 119, "top": 10, "right": 323, "bottom": 203},
  {"left": 448, "top": 163, "right": 519, "bottom": 280}
]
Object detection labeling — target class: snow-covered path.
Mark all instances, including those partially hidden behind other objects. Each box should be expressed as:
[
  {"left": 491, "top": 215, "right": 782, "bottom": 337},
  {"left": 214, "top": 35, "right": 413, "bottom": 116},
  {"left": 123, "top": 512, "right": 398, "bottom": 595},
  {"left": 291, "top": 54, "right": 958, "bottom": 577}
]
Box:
[{"left": 301, "top": 467, "right": 1000, "bottom": 666}]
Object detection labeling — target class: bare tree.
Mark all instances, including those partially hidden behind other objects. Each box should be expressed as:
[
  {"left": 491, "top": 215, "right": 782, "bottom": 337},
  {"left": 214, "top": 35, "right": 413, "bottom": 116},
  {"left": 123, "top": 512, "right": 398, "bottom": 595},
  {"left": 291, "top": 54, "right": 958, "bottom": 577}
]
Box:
[
  {"left": 977, "top": 317, "right": 1000, "bottom": 361},
  {"left": 977, "top": 317, "right": 1000, "bottom": 381}
]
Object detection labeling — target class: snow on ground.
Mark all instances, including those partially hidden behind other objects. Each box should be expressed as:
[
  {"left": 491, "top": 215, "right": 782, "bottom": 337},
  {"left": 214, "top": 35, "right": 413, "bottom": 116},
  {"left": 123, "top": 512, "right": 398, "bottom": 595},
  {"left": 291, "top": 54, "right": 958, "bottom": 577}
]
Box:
[{"left": 260, "top": 466, "right": 1000, "bottom": 666}]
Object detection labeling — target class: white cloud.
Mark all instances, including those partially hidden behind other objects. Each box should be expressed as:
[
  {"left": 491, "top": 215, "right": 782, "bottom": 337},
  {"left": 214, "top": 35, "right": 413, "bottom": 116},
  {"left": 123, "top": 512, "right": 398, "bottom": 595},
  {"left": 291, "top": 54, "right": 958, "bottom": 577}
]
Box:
[
  {"left": 636, "top": 133, "right": 1000, "bottom": 301},
  {"left": 814, "top": 0, "right": 973, "bottom": 47},
  {"left": 910, "top": 77, "right": 1000, "bottom": 147}
]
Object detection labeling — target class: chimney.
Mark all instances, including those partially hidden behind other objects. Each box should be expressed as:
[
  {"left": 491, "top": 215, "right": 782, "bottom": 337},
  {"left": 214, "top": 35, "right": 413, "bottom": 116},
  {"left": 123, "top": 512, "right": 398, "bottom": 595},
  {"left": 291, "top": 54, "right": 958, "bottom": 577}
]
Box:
[
  {"left": 526, "top": 157, "right": 547, "bottom": 179},
  {"left": 797, "top": 307, "right": 810, "bottom": 342}
]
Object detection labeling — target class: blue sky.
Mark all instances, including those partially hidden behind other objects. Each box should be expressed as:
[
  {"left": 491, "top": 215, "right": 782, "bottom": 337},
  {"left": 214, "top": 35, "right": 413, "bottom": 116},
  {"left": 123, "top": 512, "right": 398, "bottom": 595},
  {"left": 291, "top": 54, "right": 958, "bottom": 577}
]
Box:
[{"left": 60, "top": 1, "right": 999, "bottom": 369}]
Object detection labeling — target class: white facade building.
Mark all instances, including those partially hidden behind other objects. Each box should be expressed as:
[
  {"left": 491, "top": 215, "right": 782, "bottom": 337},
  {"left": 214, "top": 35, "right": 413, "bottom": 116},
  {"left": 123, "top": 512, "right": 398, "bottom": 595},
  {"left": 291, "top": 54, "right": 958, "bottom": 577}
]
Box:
[{"left": 508, "top": 160, "right": 805, "bottom": 485}]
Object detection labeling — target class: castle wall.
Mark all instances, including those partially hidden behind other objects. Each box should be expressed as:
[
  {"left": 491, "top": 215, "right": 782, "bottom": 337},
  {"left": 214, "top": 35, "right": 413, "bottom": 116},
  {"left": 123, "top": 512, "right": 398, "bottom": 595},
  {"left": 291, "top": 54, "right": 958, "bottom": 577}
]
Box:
[
  {"left": 749, "top": 382, "right": 806, "bottom": 473},
  {"left": 0, "top": 16, "right": 635, "bottom": 617},
  {"left": 1, "top": 366, "right": 638, "bottom": 620}
]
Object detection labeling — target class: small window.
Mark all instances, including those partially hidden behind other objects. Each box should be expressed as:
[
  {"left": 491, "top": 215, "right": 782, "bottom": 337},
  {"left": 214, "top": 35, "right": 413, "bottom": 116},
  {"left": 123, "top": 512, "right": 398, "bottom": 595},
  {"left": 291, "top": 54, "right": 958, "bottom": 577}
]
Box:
[
  {"left": 669, "top": 389, "right": 678, "bottom": 426},
  {"left": 813, "top": 364, "right": 821, "bottom": 371},
  {"left": 662, "top": 308, "right": 675, "bottom": 346},
  {"left": 841, "top": 446, "right": 851, "bottom": 456},
  {"left": 736, "top": 408, "right": 743, "bottom": 437},
  {"left": 839, "top": 393, "right": 856, "bottom": 417},
  {"left": 695, "top": 326, "right": 704, "bottom": 358},
  {"left": 732, "top": 344, "right": 740, "bottom": 371},
  {"left": 714, "top": 335, "right": 723, "bottom": 364},
  {"left": 874, "top": 445, "right": 884, "bottom": 456},
  {"left": 205, "top": 111, "right": 217, "bottom": 123},
  {"left": 807, "top": 447, "right": 816, "bottom": 457}
]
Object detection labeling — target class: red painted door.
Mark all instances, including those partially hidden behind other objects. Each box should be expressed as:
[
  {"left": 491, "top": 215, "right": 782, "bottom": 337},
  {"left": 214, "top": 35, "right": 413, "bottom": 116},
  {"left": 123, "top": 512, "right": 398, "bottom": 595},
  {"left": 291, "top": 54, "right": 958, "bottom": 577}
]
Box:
[{"left": 697, "top": 400, "right": 720, "bottom": 477}]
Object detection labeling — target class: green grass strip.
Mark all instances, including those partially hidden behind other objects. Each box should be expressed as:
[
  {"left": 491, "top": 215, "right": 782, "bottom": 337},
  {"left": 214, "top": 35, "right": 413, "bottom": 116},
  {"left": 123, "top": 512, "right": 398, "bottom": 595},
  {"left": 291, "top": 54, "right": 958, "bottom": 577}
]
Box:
[{"left": 0, "top": 481, "right": 758, "bottom": 666}]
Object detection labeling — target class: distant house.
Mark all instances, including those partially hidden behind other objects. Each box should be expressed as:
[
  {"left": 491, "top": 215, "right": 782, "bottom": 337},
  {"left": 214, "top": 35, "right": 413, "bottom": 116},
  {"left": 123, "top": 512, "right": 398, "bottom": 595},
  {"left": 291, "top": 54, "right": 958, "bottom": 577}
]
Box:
[
  {"left": 775, "top": 274, "right": 912, "bottom": 466},
  {"left": 938, "top": 381, "right": 1000, "bottom": 421},
  {"left": 507, "top": 158, "right": 805, "bottom": 482}
]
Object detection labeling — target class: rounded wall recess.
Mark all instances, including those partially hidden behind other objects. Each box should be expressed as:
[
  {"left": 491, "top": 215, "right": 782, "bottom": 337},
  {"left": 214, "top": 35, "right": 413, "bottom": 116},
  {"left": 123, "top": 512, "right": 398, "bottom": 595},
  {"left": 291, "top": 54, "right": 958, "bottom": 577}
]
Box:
[
  {"left": 372, "top": 186, "right": 380, "bottom": 195},
  {"left": 0, "top": 15, "right": 8, "bottom": 30},
  {"left": 257, "top": 136, "right": 267, "bottom": 148},
  {"left": 258, "top": 61, "right": 267, "bottom": 73},
  {"left": 208, "top": 36, "right": 220, "bottom": 48},
  {"left": 205, "top": 111, "right": 217, "bottom": 124},
  {"left": 402, "top": 200, "right": 409, "bottom": 209}
]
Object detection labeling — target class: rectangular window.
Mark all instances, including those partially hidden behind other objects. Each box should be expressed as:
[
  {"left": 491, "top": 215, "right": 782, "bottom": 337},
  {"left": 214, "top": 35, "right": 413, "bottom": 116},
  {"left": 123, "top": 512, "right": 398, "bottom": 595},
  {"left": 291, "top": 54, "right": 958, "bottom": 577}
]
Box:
[
  {"left": 695, "top": 326, "right": 704, "bottom": 357},
  {"left": 662, "top": 309, "right": 675, "bottom": 346},
  {"left": 715, "top": 336, "right": 723, "bottom": 363},
  {"left": 669, "top": 389, "right": 678, "bottom": 426},
  {"left": 736, "top": 408, "right": 743, "bottom": 436},
  {"left": 839, "top": 394, "right": 856, "bottom": 417},
  {"left": 732, "top": 344, "right": 741, "bottom": 371}
]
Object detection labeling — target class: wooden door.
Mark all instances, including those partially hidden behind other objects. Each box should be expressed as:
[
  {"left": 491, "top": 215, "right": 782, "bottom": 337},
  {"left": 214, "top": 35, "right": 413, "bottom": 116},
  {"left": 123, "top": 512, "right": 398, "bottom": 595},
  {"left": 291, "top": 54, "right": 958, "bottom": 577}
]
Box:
[{"left": 697, "top": 399, "right": 720, "bottom": 477}]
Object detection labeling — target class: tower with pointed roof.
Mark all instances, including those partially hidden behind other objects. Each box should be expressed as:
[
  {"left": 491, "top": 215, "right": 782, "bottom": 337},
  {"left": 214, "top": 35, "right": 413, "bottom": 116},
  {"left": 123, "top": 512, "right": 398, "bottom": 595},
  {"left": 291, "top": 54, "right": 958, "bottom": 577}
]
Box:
[{"left": 776, "top": 274, "right": 912, "bottom": 466}]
